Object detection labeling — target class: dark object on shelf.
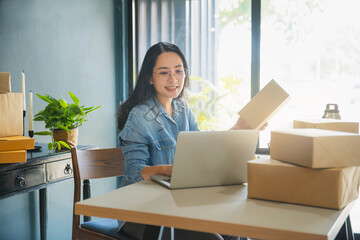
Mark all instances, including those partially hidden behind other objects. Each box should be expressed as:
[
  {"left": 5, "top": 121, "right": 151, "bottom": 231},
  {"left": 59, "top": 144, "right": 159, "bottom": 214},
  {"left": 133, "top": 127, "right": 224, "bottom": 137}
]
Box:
[
  {"left": 28, "top": 145, "right": 42, "bottom": 152},
  {"left": 322, "top": 103, "right": 341, "bottom": 120},
  {"left": 255, "top": 147, "right": 270, "bottom": 155}
]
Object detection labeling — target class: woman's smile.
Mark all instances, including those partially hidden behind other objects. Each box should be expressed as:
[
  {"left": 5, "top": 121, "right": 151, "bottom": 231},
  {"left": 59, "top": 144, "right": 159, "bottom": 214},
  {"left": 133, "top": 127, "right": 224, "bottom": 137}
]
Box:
[{"left": 165, "top": 85, "right": 179, "bottom": 91}]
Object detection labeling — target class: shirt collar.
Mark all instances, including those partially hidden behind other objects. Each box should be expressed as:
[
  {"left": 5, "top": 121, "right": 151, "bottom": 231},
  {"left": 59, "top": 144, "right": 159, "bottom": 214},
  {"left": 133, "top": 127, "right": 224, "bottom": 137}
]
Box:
[{"left": 145, "top": 97, "right": 185, "bottom": 120}]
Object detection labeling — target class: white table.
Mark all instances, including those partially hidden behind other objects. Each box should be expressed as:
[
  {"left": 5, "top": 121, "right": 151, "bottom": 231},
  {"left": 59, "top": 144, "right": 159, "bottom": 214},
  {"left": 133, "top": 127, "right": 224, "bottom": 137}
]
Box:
[{"left": 75, "top": 180, "right": 355, "bottom": 240}]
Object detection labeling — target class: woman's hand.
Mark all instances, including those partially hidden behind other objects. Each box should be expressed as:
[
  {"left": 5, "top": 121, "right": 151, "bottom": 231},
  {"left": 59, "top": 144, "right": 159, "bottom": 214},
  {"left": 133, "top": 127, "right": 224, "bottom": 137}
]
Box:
[
  {"left": 230, "top": 116, "right": 251, "bottom": 130},
  {"left": 230, "top": 116, "right": 268, "bottom": 131},
  {"left": 141, "top": 165, "right": 173, "bottom": 180},
  {"left": 259, "top": 122, "right": 268, "bottom": 131}
]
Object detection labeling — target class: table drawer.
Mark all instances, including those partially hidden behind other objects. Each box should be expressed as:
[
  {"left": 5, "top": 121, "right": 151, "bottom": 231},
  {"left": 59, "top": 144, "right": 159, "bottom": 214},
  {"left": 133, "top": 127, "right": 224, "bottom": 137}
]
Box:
[
  {"left": 46, "top": 159, "right": 73, "bottom": 182},
  {"left": 0, "top": 165, "right": 46, "bottom": 195}
]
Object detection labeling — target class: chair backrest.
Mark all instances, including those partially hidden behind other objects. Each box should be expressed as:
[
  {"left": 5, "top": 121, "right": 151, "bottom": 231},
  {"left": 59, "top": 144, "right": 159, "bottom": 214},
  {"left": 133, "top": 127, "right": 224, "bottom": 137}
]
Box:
[
  {"left": 73, "top": 148, "right": 125, "bottom": 180},
  {"left": 71, "top": 147, "right": 125, "bottom": 240}
]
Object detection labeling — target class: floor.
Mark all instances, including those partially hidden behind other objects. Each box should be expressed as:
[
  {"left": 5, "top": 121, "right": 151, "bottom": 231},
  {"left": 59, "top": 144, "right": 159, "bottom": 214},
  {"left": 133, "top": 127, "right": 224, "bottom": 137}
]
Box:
[{"left": 351, "top": 197, "right": 360, "bottom": 233}]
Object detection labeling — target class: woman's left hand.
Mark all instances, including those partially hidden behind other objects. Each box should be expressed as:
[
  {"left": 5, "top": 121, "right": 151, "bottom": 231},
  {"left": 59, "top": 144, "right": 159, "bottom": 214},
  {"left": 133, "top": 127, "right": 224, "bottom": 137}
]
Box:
[{"left": 258, "top": 122, "right": 268, "bottom": 131}]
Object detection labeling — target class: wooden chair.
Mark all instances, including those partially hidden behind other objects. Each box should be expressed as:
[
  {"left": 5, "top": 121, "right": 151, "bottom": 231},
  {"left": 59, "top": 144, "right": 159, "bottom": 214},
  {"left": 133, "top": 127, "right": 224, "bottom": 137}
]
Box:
[{"left": 71, "top": 147, "right": 136, "bottom": 240}]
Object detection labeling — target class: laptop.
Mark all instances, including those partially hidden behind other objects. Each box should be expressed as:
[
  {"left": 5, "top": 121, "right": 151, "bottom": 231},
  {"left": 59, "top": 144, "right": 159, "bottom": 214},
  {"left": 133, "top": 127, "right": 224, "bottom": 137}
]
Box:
[{"left": 150, "top": 130, "right": 259, "bottom": 189}]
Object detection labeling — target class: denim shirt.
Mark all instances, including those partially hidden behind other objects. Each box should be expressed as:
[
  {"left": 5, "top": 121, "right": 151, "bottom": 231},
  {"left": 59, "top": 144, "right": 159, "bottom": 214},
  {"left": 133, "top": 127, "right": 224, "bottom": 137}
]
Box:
[{"left": 118, "top": 97, "right": 199, "bottom": 188}]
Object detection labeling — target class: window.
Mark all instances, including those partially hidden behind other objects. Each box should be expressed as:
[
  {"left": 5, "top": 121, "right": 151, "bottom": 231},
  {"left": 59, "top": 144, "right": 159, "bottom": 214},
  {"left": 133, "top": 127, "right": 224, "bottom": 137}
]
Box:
[
  {"left": 260, "top": 0, "right": 360, "bottom": 148},
  {"left": 132, "top": 0, "right": 360, "bottom": 140},
  {"left": 134, "top": 0, "right": 252, "bottom": 131}
]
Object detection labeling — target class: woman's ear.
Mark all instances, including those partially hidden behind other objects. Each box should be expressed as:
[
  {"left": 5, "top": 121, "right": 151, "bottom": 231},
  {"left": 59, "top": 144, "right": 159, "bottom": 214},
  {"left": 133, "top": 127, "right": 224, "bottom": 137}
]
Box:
[{"left": 149, "top": 77, "right": 154, "bottom": 85}]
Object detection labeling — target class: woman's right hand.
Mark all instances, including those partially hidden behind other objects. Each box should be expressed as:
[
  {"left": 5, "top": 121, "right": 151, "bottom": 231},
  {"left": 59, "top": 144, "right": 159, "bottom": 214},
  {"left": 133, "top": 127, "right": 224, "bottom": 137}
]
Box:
[{"left": 141, "top": 164, "right": 173, "bottom": 180}]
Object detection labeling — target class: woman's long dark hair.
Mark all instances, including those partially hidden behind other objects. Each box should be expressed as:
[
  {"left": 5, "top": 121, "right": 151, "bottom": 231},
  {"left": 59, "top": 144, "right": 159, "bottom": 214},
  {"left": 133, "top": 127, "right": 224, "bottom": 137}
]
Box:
[{"left": 116, "top": 42, "right": 189, "bottom": 131}]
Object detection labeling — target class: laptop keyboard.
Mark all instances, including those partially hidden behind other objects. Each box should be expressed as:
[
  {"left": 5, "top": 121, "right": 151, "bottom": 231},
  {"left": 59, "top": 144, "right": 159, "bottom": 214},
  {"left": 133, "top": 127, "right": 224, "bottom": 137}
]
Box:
[{"left": 164, "top": 178, "right": 171, "bottom": 183}]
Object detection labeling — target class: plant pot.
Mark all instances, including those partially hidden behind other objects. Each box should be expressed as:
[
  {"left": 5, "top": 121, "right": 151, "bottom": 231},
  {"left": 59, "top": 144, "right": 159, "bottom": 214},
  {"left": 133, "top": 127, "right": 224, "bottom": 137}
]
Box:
[{"left": 52, "top": 128, "right": 78, "bottom": 149}]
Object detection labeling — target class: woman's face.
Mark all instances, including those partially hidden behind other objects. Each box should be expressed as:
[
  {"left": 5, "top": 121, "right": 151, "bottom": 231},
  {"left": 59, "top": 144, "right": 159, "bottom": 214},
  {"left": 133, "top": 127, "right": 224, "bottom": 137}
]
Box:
[{"left": 151, "top": 52, "right": 185, "bottom": 104}]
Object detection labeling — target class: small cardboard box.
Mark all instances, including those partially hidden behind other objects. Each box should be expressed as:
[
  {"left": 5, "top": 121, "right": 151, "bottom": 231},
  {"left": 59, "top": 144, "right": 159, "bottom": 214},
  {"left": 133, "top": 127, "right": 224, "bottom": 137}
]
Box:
[
  {"left": 293, "top": 119, "right": 359, "bottom": 133},
  {"left": 247, "top": 158, "right": 360, "bottom": 209},
  {"left": 0, "top": 136, "right": 35, "bottom": 151},
  {"left": 270, "top": 128, "right": 360, "bottom": 168},
  {"left": 0, "top": 93, "right": 24, "bottom": 137},
  {"left": 0, "top": 72, "right": 11, "bottom": 93},
  {"left": 0, "top": 150, "right": 27, "bottom": 164},
  {"left": 238, "top": 80, "right": 290, "bottom": 130}
]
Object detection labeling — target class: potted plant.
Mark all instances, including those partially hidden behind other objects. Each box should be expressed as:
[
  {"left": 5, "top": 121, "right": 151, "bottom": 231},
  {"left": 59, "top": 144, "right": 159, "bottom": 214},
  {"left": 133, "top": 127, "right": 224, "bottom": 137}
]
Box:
[{"left": 33, "top": 92, "right": 102, "bottom": 151}]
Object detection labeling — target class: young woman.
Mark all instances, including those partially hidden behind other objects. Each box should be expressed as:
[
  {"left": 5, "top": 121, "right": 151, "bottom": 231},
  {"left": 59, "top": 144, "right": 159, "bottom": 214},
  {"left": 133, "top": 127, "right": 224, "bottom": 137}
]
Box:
[{"left": 116, "top": 42, "right": 260, "bottom": 240}]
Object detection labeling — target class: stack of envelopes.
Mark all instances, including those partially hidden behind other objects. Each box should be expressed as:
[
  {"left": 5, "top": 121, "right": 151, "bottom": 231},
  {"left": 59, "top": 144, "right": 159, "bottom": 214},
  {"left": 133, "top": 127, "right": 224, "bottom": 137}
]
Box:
[
  {"left": 0, "top": 136, "right": 35, "bottom": 163},
  {"left": 247, "top": 128, "right": 360, "bottom": 209}
]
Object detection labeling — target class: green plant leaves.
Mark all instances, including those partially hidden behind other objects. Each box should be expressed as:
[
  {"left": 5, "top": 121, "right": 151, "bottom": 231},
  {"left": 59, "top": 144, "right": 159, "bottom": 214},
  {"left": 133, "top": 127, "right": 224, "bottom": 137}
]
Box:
[
  {"left": 35, "top": 94, "right": 54, "bottom": 104},
  {"left": 48, "top": 142, "right": 54, "bottom": 150},
  {"left": 59, "top": 99, "right": 68, "bottom": 108},
  {"left": 34, "top": 131, "right": 52, "bottom": 136},
  {"left": 69, "top": 91, "right": 80, "bottom": 105},
  {"left": 58, "top": 141, "right": 70, "bottom": 149},
  {"left": 83, "top": 105, "right": 102, "bottom": 115},
  {"left": 33, "top": 115, "right": 45, "bottom": 121},
  {"left": 34, "top": 91, "right": 101, "bottom": 131},
  {"left": 47, "top": 137, "right": 71, "bottom": 151},
  {"left": 68, "top": 104, "right": 83, "bottom": 116},
  {"left": 56, "top": 124, "right": 71, "bottom": 132},
  {"left": 34, "top": 91, "right": 102, "bottom": 151}
]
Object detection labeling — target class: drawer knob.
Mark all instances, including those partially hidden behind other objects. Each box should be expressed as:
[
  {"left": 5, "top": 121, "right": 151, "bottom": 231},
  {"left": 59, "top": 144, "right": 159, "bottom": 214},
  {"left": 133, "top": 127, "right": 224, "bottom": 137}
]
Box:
[
  {"left": 15, "top": 174, "right": 26, "bottom": 188},
  {"left": 64, "top": 163, "right": 73, "bottom": 175}
]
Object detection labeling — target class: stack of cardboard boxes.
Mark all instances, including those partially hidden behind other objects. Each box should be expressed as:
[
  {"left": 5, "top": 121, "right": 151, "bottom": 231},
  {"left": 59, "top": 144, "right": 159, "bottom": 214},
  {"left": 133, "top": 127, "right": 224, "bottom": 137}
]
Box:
[
  {"left": 248, "top": 120, "right": 360, "bottom": 210},
  {"left": 293, "top": 118, "right": 359, "bottom": 133},
  {"left": 0, "top": 72, "right": 34, "bottom": 163},
  {"left": 0, "top": 136, "right": 35, "bottom": 163}
]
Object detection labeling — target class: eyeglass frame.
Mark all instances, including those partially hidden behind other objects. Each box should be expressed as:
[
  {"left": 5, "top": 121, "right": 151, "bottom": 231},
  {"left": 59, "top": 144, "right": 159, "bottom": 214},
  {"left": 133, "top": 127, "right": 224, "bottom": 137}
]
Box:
[{"left": 152, "top": 68, "right": 188, "bottom": 81}]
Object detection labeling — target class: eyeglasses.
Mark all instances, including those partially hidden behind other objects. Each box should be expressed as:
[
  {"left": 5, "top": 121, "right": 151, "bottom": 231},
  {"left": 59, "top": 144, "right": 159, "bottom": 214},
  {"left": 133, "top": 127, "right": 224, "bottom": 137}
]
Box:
[{"left": 153, "top": 68, "right": 187, "bottom": 81}]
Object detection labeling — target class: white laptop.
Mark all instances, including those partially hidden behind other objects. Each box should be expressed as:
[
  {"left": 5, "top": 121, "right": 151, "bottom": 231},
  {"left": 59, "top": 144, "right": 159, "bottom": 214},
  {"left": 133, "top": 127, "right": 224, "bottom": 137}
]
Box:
[{"left": 150, "top": 130, "right": 259, "bottom": 189}]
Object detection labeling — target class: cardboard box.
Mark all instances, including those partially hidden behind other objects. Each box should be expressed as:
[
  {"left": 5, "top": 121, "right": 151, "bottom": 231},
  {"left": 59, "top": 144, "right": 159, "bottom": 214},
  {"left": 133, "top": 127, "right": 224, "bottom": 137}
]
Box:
[
  {"left": 238, "top": 80, "right": 290, "bottom": 130},
  {"left": 270, "top": 128, "right": 360, "bottom": 168},
  {"left": 0, "top": 136, "right": 35, "bottom": 151},
  {"left": 0, "top": 72, "right": 11, "bottom": 93},
  {"left": 247, "top": 158, "right": 360, "bottom": 209},
  {"left": 293, "top": 119, "right": 359, "bottom": 133},
  {"left": 0, "top": 93, "right": 24, "bottom": 137},
  {"left": 0, "top": 150, "right": 27, "bottom": 163}
]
